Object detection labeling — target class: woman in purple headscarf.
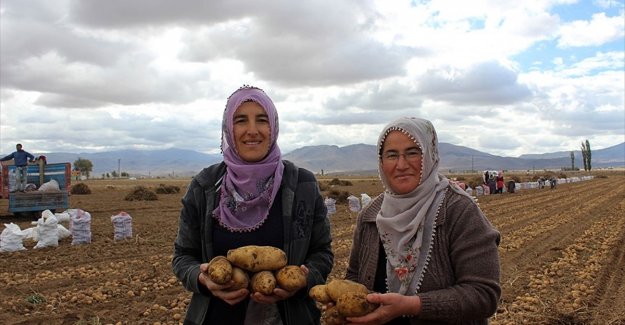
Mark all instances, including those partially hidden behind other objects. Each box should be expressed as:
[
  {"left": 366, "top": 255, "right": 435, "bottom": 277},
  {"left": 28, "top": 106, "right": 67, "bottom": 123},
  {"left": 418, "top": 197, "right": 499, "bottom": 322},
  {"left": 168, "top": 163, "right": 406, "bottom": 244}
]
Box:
[{"left": 173, "top": 85, "right": 333, "bottom": 325}]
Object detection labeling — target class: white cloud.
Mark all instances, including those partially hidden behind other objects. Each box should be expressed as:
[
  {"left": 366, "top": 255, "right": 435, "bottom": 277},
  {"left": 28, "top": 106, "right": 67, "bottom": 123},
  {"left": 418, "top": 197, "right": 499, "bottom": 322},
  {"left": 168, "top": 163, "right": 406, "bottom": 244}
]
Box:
[
  {"left": 415, "top": 61, "right": 532, "bottom": 105},
  {"left": 0, "top": 0, "right": 623, "bottom": 159},
  {"left": 558, "top": 12, "right": 625, "bottom": 47}
]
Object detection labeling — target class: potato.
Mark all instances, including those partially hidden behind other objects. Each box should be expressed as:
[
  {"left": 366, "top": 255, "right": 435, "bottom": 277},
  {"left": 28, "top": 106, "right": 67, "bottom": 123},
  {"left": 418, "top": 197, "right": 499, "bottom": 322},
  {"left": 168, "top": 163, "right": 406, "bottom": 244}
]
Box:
[
  {"left": 326, "top": 279, "right": 369, "bottom": 302},
  {"left": 309, "top": 284, "right": 333, "bottom": 304},
  {"left": 250, "top": 270, "right": 277, "bottom": 295},
  {"left": 227, "top": 245, "right": 287, "bottom": 272},
  {"left": 207, "top": 256, "right": 232, "bottom": 285},
  {"left": 322, "top": 305, "right": 346, "bottom": 325},
  {"left": 229, "top": 267, "right": 249, "bottom": 291},
  {"left": 336, "top": 291, "right": 377, "bottom": 317},
  {"left": 276, "top": 265, "right": 307, "bottom": 292}
]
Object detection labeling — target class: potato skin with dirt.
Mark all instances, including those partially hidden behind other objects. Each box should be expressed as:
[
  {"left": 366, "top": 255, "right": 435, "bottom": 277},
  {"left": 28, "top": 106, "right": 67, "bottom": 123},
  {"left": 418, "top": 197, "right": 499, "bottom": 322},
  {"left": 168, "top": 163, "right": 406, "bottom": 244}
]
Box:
[
  {"left": 229, "top": 267, "right": 250, "bottom": 291},
  {"left": 250, "top": 271, "right": 277, "bottom": 295},
  {"left": 309, "top": 284, "right": 333, "bottom": 304},
  {"left": 207, "top": 256, "right": 232, "bottom": 285},
  {"left": 336, "top": 291, "right": 378, "bottom": 317},
  {"left": 227, "top": 245, "right": 287, "bottom": 272},
  {"left": 326, "top": 279, "right": 369, "bottom": 302},
  {"left": 276, "top": 265, "right": 307, "bottom": 292},
  {"left": 322, "top": 305, "right": 347, "bottom": 325}
]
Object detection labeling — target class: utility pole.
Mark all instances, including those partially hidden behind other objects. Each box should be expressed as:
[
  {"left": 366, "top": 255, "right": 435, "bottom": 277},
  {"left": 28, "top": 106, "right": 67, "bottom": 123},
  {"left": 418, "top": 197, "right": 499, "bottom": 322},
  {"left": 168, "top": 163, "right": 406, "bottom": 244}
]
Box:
[{"left": 118, "top": 159, "right": 121, "bottom": 178}]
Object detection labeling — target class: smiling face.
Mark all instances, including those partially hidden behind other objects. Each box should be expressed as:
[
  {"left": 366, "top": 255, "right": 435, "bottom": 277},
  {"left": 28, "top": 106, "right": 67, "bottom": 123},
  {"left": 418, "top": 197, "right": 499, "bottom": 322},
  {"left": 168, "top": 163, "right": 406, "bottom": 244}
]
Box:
[
  {"left": 232, "top": 101, "right": 272, "bottom": 162},
  {"left": 380, "top": 130, "right": 423, "bottom": 194}
]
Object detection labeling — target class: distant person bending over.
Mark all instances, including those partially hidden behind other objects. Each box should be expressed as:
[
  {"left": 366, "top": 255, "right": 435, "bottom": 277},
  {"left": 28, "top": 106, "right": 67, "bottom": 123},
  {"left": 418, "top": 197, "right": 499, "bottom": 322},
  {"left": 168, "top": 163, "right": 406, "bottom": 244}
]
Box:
[
  {"left": 0, "top": 144, "right": 36, "bottom": 192},
  {"left": 549, "top": 177, "right": 557, "bottom": 189},
  {"left": 538, "top": 177, "right": 546, "bottom": 189},
  {"left": 507, "top": 180, "right": 516, "bottom": 194},
  {"left": 172, "top": 85, "right": 333, "bottom": 325},
  {"left": 346, "top": 117, "right": 501, "bottom": 324}
]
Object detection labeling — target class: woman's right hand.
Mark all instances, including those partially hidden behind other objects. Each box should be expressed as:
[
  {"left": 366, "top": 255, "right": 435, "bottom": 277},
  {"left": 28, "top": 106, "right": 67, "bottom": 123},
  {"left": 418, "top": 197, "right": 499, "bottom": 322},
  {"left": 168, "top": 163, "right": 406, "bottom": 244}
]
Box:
[{"left": 198, "top": 263, "right": 249, "bottom": 305}]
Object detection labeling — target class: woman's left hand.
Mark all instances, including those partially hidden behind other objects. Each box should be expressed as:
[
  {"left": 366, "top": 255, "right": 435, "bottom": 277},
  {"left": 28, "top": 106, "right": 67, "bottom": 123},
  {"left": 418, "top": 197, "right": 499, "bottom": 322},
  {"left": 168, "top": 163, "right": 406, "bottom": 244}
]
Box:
[
  {"left": 250, "top": 265, "right": 309, "bottom": 304},
  {"left": 345, "top": 293, "right": 421, "bottom": 325}
]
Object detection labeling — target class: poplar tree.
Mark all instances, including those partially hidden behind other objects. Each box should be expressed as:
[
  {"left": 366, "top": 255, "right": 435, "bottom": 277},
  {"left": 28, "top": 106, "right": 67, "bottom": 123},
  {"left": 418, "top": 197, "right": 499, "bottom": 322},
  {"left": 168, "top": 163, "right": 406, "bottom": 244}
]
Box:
[
  {"left": 585, "top": 139, "right": 591, "bottom": 171},
  {"left": 581, "top": 141, "right": 588, "bottom": 171},
  {"left": 581, "top": 139, "right": 592, "bottom": 171}
]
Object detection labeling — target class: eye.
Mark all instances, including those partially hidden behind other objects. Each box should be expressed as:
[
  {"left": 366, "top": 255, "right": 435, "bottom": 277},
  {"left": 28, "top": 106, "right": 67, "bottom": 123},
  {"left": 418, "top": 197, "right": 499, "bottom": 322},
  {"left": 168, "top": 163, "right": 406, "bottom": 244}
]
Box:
[
  {"left": 405, "top": 148, "right": 422, "bottom": 159},
  {"left": 233, "top": 116, "right": 248, "bottom": 124},
  {"left": 256, "top": 115, "right": 270, "bottom": 124},
  {"left": 383, "top": 152, "right": 400, "bottom": 160}
]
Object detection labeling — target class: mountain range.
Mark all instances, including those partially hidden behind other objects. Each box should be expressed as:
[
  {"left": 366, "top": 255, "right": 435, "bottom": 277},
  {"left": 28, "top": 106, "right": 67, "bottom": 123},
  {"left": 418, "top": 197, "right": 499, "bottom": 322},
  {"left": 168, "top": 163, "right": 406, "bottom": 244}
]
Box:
[{"left": 7, "top": 142, "right": 624, "bottom": 177}]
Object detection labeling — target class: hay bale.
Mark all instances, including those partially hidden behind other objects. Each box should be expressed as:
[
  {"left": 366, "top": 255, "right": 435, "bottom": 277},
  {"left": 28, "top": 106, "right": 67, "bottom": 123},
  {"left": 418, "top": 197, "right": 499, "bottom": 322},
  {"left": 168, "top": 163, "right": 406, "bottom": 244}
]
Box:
[
  {"left": 155, "top": 184, "right": 181, "bottom": 194},
  {"left": 70, "top": 183, "right": 92, "bottom": 195},
  {"left": 125, "top": 186, "right": 158, "bottom": 201}
]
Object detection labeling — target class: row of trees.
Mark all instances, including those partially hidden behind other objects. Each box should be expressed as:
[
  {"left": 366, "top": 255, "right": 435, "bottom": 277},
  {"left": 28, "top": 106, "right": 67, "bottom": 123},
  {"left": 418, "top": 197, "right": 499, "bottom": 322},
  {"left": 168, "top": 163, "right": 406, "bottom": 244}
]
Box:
[{"left": 569, "top": 139, "right": 592, "bottom": 171}]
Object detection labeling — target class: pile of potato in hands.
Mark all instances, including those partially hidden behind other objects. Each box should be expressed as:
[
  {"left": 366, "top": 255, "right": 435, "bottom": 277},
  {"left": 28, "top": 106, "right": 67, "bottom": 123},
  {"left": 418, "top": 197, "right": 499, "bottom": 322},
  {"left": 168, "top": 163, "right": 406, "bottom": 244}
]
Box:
[
  {"left": 206, "top": 245, "right": 307, "bottom": 294},
  {"left": 309, "top": 279, "right": 379, "bottom": 325}
]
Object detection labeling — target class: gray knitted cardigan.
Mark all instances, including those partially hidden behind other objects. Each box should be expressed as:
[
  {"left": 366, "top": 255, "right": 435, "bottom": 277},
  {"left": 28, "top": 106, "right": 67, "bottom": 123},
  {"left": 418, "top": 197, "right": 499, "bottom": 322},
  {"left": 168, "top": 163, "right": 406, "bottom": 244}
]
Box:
[{"left": 346, "top": 184, "right": 501, "bottom": 325}]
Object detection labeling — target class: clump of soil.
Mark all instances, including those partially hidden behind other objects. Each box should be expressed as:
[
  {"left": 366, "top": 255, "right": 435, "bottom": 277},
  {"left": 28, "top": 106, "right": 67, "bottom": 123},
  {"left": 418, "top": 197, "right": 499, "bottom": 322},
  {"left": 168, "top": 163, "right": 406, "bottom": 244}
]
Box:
[
  {"left": 124, "top": 186, "right": 158, "bottom": 201},
  {"left": 327, "top": 189, "right": 350, "bottom": 204},
  {"left": 155, "top": 184, "right": 181, "bottom": 194},
  {"left": 329, "top": 178, "right": 353, "bottom": 186},
  {"left": 70, "top": 183, "right": 92, "bottom": 195}
]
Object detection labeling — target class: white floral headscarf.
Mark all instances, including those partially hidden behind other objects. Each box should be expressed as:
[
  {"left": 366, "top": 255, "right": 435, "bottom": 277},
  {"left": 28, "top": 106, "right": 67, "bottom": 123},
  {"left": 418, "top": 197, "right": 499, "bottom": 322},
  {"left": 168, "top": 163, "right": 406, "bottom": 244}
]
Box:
[{"left": 376, "top": 117, "right": 449, "bottom": 295}]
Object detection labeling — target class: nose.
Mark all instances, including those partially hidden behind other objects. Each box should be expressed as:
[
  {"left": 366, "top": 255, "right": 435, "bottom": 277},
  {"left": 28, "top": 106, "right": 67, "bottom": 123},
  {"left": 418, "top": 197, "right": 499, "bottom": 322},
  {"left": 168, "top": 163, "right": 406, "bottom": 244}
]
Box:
[
  {"left": 396, "top": 154, "right": 410, "bottom": 168},
  {"left": 246, "top": 121, "right": 260, "bottom": 135}
]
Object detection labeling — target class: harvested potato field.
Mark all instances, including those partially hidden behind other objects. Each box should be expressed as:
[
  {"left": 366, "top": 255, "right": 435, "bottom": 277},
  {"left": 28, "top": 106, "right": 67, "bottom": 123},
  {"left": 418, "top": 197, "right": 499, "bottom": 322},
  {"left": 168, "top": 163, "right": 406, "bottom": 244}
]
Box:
[{"left": 0, "top": 172, "right": 623, "bottom": 324}]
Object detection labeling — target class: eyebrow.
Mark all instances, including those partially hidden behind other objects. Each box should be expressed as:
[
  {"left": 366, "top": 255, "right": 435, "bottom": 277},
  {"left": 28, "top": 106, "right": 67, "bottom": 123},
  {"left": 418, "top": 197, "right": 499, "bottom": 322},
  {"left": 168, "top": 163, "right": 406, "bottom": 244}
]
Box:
[
  {"left": 233, "top": 112, "right": 269, "bottom": 119},
  {"left": 384, "top": 145, "right": 420, "bottom": 152}
]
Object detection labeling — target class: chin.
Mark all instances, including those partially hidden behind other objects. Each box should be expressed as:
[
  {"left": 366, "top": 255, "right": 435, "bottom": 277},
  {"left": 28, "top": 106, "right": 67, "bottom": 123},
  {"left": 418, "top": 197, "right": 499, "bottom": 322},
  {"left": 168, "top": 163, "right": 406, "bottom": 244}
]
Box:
[
  {"left": 391, "top": 184, "right": 418, "bottom": 195},
  {"left": 241, "top": 151, "right": 269, "bottom": 162}
]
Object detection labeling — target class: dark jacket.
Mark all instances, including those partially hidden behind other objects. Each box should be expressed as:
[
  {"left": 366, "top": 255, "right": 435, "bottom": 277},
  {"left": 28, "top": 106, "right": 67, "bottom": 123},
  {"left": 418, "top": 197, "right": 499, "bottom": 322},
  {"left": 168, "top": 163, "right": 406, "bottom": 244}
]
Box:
[
  {"left": 347, "top": 185, "right": 501, "bottom": 325},
  {"left": 172, "top": 160, "right": 333, "bottom": 325},
  {"left": 0, "top": 150, "right": 35, "bottom": 167}
]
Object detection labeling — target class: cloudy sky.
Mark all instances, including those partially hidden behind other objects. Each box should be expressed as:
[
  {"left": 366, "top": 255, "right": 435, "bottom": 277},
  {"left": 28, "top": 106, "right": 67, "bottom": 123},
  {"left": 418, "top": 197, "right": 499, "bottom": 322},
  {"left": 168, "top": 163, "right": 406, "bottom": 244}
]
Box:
[{"left": 1, "top": 0, "right": 624, "bottom": 158}]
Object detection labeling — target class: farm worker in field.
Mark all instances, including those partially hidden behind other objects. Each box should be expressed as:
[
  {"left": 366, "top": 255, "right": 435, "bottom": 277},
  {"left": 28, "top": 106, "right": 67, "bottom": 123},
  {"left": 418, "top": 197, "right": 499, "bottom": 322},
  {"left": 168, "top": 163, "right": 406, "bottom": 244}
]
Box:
[
  {"left": 549, "top": 176, "right": 557, "bottom": 189},
  {"left": 0, "top": 143, "right": 36, "bottom": 192},
  {"left": 344, "top": 117, "right": 501, "bottom": 324},
  {"left": 507, "top": 180, "right": 516, "bottom": 193},
  {"left": 538, "top": 177, "right": 546, "bottom": 189},
  {"left": 172, "top": 85, "right": 333, "bottom": 325},
  {"left": 488, "top": 175, "right": 497, "bottom": 195},
  {"left": 496, "top": 171, "right": 504, "bottom": 194}
]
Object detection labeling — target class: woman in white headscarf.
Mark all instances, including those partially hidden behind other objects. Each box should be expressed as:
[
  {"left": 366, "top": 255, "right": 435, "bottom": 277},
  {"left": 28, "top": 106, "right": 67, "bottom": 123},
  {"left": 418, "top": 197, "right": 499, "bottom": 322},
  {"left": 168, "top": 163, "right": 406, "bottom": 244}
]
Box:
[{"left": 345, "top": 117, "right": 501, "bottom": 325}]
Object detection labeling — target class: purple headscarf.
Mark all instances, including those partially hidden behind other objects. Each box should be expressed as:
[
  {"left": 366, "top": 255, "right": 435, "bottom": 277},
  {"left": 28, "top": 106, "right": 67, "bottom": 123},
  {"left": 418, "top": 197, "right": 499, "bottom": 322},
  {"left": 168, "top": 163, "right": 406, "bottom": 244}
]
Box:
[{"left": 213, "top": 85, "right": 284, "bottom": 232}]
